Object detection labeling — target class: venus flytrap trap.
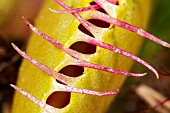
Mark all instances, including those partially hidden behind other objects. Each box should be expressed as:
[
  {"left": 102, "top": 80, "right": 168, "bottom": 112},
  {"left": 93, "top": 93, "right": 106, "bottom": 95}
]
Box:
[
  {"left": 20, "top": 17, "right": 146, "bottom": 77},
  {"left": 51, "top": 0, "right": 170, "bottom": 48},
  {"left": 49, "top": 0, "right": 159, "bottom": 78},
  {"left": 11, "top": 0, "right": 170, "bottom": 113},
  {"left": 11, "top": 43, "right": 120, "bottom": 96}
]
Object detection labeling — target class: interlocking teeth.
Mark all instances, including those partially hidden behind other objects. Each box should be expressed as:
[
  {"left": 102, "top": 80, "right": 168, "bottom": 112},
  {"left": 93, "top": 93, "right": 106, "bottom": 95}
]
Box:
[
  {"left": 21, "top": 17, "right": 146, "bottom": 77},
  {"left": 52, "top": 0, "right": 160, "bottom": 79},
  {"left": 11, "top": 84, "right": 56, "bottom": 113},
  {"left": 11, "top": 0, "right": 170, "bottom": 112},
  {"left": 93, "top": 0, "right": 118, "bottom": 17}
]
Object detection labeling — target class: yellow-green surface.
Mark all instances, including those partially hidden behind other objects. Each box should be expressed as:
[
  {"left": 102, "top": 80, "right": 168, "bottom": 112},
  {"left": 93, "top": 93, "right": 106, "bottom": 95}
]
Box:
[{"left": 12, "top": 0, "right": 151, "bottom": 113}]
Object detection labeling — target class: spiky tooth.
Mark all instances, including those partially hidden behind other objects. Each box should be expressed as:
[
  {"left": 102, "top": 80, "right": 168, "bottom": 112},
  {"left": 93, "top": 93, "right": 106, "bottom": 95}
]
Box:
[{"left": 21, "top": 17, "right": 146, "bottom": 77}]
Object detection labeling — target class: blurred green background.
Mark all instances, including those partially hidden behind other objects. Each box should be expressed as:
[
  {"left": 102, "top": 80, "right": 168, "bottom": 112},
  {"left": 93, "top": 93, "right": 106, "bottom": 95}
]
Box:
[{"left": 108, "top": 0, "right": 170, "bottom": 113}]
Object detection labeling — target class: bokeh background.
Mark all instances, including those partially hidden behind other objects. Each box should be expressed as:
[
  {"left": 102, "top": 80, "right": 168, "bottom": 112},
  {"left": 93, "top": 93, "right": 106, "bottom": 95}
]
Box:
[{"left": 108, "top": 0, "right": 170, "bottom": 113}]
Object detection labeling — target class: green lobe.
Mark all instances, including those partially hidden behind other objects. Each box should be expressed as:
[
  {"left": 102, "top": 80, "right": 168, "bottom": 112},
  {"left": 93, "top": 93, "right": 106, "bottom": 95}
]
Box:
[{"left": 12, "top": 0, "right": 151, "bottom": 113}]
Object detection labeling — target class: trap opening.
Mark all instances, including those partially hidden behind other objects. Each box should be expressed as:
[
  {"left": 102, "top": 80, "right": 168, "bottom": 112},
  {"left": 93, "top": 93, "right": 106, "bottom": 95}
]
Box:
[
  {"left": 46, "top": 91, "right": 71, "bottom": 108},
  {"left": 69, "top": 41, "right": 96, "bottom": 54},
  {"left": 88, "top": 19, "right": 110, "bottom": 28},
  {"left": 78, "top": 23, "right": 94, "bottom": 37},
  {"left": 59, "top": 65, "right": 84, "bottom": 77}
]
